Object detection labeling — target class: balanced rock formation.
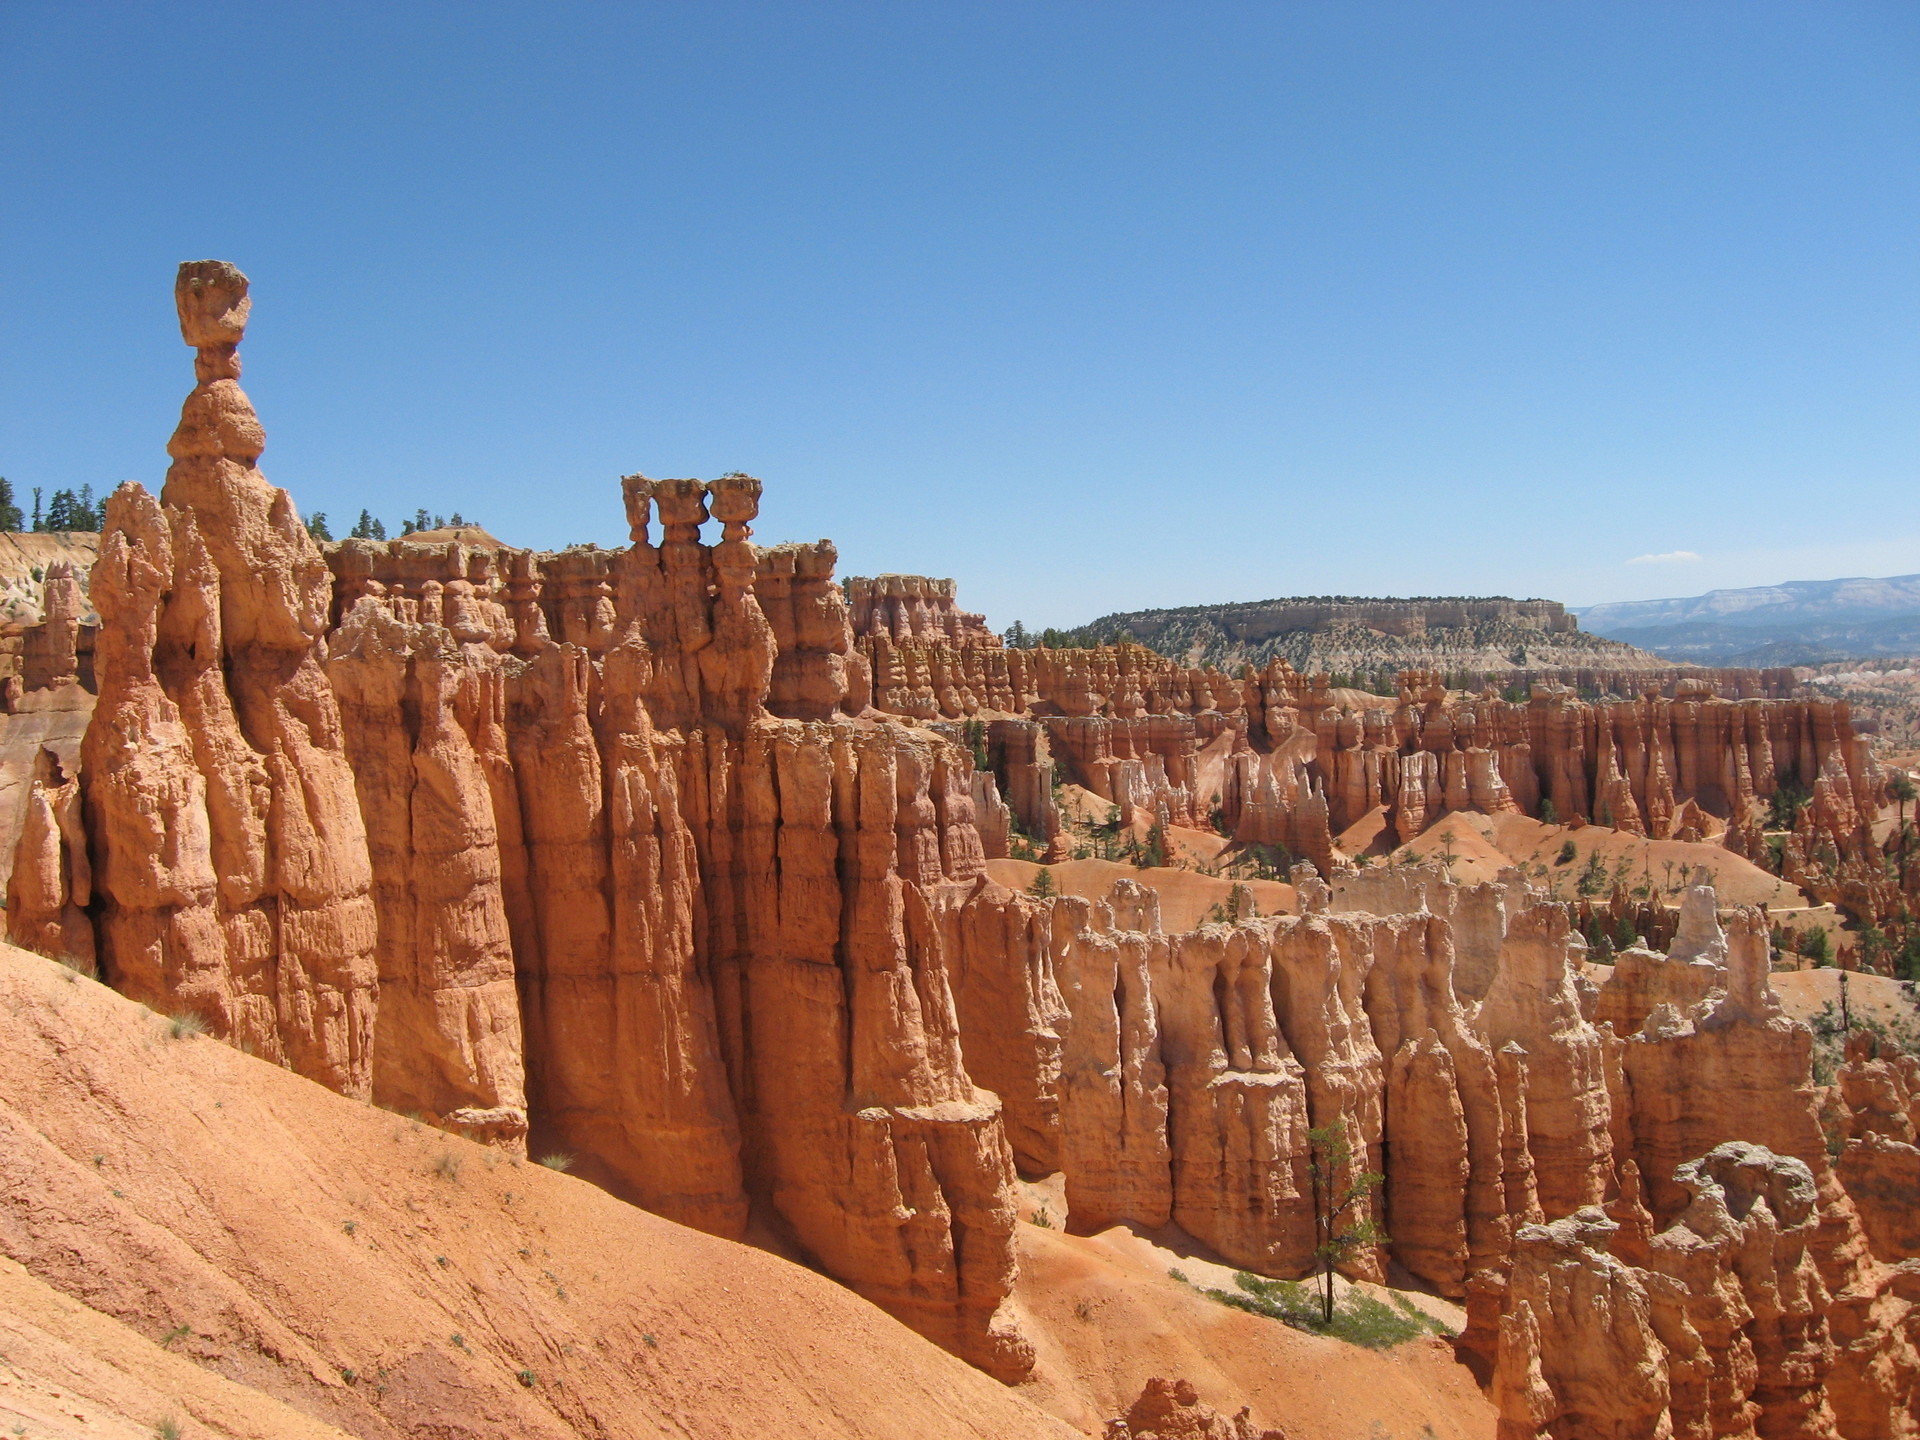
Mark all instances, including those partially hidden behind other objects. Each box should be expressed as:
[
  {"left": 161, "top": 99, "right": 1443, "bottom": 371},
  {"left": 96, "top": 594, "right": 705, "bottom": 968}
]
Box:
[
  {"left": 21, "top": 263, "right": 1033, "bottom": 1379},
  {"left": 82, "top": 262, "right": 379, "bottom": 1094}
]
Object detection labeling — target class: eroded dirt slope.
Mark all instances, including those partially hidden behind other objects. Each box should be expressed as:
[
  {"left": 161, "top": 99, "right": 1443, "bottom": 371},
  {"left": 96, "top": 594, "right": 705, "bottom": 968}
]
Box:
[{"left": 0, "top": 943, "right": 1077, "bottom": 1440}]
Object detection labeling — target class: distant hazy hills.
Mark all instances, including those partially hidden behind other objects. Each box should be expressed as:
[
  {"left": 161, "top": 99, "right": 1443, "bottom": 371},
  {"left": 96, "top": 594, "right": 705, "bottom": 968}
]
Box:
[{"left": 1576, "top": 575, "right": 1920, "bottom": 664}]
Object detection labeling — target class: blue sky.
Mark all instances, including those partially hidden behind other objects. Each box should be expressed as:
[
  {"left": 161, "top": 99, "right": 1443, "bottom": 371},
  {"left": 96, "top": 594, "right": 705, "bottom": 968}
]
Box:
[{"left": 3, "top": 3, "right": 1916, "bottom": 630}]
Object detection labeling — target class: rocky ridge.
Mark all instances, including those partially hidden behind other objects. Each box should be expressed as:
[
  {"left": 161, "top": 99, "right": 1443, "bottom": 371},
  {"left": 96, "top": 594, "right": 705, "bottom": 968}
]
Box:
[{"left": 1042, "top": 596, "right": 1668, "bottom": 679}]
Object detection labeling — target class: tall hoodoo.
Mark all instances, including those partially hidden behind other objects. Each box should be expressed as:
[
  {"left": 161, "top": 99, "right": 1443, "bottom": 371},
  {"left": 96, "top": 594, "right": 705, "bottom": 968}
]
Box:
[{"left": 83, "top": 262, "right": 379, "bottom": 1095}]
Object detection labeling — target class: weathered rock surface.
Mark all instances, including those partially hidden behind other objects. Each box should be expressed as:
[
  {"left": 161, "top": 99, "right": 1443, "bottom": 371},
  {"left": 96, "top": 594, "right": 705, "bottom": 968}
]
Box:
[
  {"left": 1104, "top": 1377, "right": 1289, "bottom": 1440},
  {"left": 82, "top": 262, "right": 379, "bottom": 1094},
  {"left": 1492, "top": 1143, "right": 1845, "bottom": 1440},
  {"left": 22, "top": 262, "right": 1041, "bottom": 1378}
]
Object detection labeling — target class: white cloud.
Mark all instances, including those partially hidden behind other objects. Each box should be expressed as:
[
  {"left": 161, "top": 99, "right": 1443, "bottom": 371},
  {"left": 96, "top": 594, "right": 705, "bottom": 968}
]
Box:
[{"left": 1625, "top": 550, "right": 1703, "bottom": 566}]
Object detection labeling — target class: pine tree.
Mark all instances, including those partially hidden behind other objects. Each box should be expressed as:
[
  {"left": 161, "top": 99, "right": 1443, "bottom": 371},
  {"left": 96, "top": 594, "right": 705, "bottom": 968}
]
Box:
[
  {"left": 349, "top": 509, "right": 387, "bottom": 541},
  {"left": 1307, "top": 1119, "right": 1387, "bottom": 1325},
  {"left": 306, "top": 512, "right": 333, "bottom": 542},
  {"left": 0, "top": 479, "right": 23, "bottom": 532},
  {"left": 30, "top": 487, "right": 43, "bottom": 531}
]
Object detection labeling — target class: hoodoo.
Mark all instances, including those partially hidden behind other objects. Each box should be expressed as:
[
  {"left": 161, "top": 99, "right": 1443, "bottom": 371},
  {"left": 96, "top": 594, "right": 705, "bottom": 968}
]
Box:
[{"left": 5, "top": 263, "right": 1917, "bottom": 1439}]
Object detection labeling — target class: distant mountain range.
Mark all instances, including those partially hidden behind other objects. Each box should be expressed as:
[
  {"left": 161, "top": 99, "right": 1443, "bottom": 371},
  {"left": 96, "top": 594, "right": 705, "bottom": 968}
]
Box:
[{"left": 1576, "top": 575, "right": 1920, "bottom": 664}]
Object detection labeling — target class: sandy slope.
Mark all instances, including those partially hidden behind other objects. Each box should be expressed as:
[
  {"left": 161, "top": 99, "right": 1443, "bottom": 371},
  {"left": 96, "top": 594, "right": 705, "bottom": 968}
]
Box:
[
  {"left": 1009, "top": 1222, "right": 1494, "bottom": 1439},
  {"left": 0, "top": 943, "right": 1077, "bottom": 1440},
  {"left": 1773, "top": 968, "right": 1920, "bottom": 1038},
  {"left": 0, "top": 1254, "right": 356, "bottom": 1440}
]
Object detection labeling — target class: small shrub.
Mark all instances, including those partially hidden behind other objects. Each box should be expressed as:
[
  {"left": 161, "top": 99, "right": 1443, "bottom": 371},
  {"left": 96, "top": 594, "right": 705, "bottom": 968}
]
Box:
[
  {"left": 1030, "top": 1208, "right": 1053, "bottom": 1228},
  {"left": 436, "top": 1254, "right": 450, "bottom": 1267},
  {"left": 167, "top": 1011, "right": 207, "bottom": 1040},
  {"left": 450, "top": 1333, "right": 468, "bottom": 1350},
  {"left": 341, "top": 1367, "right": 358, "bottom": 1384},
  {"left": 516, "top": 1368, "right": 536, "bottom": 1388},
  {"left": 1768, "top": 781, "right": 1811, "bottom": 831},
  {"left": 155, "top": 1419, "right": 182, "bottom": 1440},
  {"left": 160, "top": 1323, "right": 190, "bottom": 1348},
  {"left": 1555, "top": 840, "right": 1576, "bottom": 866},
  {"left": 342, "top": 1220, "right": 357, "bottom": 1236},
  {"left": 643, "top": 1332, "right": 659, "bottom": 1348},
  {"left": 432, "top": 1151, "right": 463, "bottom": 1182},
  {"left": 537, "top": 1152, "right": 574, "bottom": 1172}
]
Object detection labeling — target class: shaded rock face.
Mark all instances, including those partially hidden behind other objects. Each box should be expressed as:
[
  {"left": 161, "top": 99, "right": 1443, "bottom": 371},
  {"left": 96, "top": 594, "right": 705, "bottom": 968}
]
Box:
[{"left": 6, "top": 748, "right": 92, "bottom": 969}]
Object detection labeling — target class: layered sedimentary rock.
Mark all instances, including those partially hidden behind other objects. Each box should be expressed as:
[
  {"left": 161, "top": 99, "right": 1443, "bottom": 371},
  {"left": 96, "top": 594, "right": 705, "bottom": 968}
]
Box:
[
  {"left": 326, "top": 602, "right": 527, "bottom": 1144},
  {"left": 27, "top": 261, "right": 1920, "bottom": 1411},
  {"left": 862, "top": 607, "right": 1882, "bottom": 913},
  {"left": 936, "top": 872, "right": 1536, "bottom": 1296},
  {"left": 1474, "top": 903, "right": 1616, "bottom": 1218},
  {"left": 1833, "top": 1031, "right": 1920, "bottom": 1264},
  {"left": 81, "top": 262, "right": 379, "bottom": 1094},
  {"left": 1492, "top": 1143, "right": 1843, "bottom": 1440},
  {"left": 941, "top": 862, "right": 1918, "bottom": 1429},
  {"left": 847, "top": 573, "right": 997, "bottom": 646}
]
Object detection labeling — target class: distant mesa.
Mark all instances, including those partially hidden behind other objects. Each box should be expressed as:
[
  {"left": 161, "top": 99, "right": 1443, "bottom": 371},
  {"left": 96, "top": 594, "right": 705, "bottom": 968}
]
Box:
[{"left": 1044, "top": 594, "right": 1667, "bottom": 682}]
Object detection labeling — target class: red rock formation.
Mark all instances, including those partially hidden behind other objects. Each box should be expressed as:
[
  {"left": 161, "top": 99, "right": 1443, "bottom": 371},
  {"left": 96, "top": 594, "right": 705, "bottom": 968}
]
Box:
[
  {"left": 1474, "top": 903, "right": 1616, "bottom": 1218},
  {"left": 1492, "top": 1143, "right": 1843, "bottom": 1440},
  {"left": 40, "top": 260, "right": 1920, "bottom": 1405},
  {"left": 326, "top": 602, "right": 527, "bottom": 1146},
  {"left": 1832, "top": 1030, "right": 1920, "bottom": 1264},
  {"left": 847, "top": 574, "right": 998, "bottom": 647},
  {"left": 19, "top": 561, "right": 91, "bottom": 693},
  {"left": 82, "top": 263, "right": 378, "bottom": 1093},
  {"left": 6, "top": 748, "right": 92, "bottom": 969},
  {"left": 1104, "top": 1377, "right": 1288, "bottom": 1440}
]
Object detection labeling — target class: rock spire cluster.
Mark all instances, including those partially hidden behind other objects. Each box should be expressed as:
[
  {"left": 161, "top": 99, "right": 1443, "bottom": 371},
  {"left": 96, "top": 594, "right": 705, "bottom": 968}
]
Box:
[{"left": 12, "top": 265, "right": 1918, "bottom": 1428}]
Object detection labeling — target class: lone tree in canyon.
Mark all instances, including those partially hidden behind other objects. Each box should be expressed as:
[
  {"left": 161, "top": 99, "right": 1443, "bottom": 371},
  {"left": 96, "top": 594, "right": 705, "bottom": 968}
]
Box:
[{"left": 1307, "top": 1118, "right": 1385, "bottom": 1326}]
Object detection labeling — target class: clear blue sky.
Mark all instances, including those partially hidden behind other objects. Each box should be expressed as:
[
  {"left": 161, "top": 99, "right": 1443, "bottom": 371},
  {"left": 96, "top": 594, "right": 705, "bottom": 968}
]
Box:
[{"left": 3, "top": 3, "right": 1916, "bottom": 630}]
